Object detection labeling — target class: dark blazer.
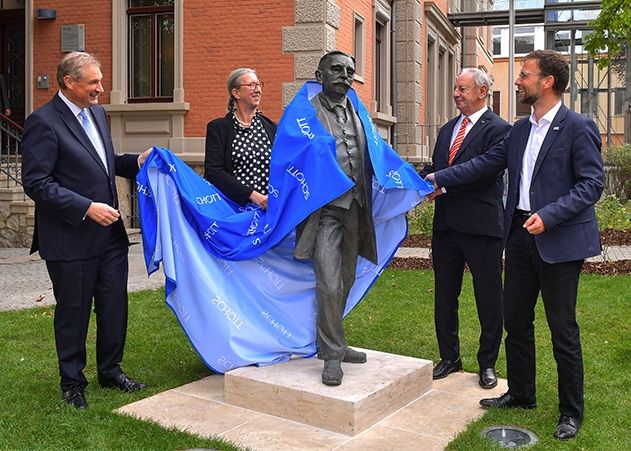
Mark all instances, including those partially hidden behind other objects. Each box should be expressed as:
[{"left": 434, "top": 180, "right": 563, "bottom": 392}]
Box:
[
  {"left": 21, "top": 94, "right": 140, "bottom": 261},
  {"left": 204, "top": 113, "right": 277, "bottom": 205},
  {"left": 421, "top": 109, "right": 510, "bottom": 238},
  {"left": 435, "top": 104, "right": 604, "bottom": 264}
]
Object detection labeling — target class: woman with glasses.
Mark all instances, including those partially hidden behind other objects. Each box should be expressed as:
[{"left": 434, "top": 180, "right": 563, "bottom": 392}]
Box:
[{"left": 204, "top": 68, "right": 276, "bottom": 210}]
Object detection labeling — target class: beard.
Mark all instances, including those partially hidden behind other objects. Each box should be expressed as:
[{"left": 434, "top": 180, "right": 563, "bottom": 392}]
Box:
[{"left": 519, "top": 90, "right": 539, "bottom": 106}]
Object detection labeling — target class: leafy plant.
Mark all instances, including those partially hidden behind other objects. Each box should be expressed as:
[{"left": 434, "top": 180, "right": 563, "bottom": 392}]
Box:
[
  {"left": 596, "top": 194, "right": 631, "bottom": 230},
  {"left": 407, "top": 201, "right": 434, "bottom": 236},
  {"left": 604, "top": 144, "right": 631, "bottom": 201}
]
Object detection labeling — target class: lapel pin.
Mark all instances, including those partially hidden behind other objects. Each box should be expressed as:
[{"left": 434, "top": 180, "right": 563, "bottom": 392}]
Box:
[{"left": 553, "top": 126, "right": 560, "bottom": 130}]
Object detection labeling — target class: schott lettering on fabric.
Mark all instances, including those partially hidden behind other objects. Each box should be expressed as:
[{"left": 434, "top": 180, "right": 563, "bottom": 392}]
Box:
[
  {"left": 296, "top": 117, "right": 315, "bottom": 140},
  {"left": 211, "top": 296, "right": 244, "bottom": 330},
  {"left": 287, "top": 165, "right": 310, "bottom": 200},
  {"left": 196, "top": 193, "right": 222, "bottom": 205}
]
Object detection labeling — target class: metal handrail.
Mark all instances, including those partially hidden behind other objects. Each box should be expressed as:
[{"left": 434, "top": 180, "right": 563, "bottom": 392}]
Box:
[{"left": 0, "top": 113, "right": 24, "bottom": 189}]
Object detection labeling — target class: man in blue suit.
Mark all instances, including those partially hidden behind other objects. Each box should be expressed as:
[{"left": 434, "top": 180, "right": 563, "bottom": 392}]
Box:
[
  {"left": 420, "top": 68, "right": 510, "bottom": 389},
  {"left": 21, "top": 52, "right": 151, "bottom": 410},
  {"left": 427, "top": 50, "right": 604, "bottom": 440}
]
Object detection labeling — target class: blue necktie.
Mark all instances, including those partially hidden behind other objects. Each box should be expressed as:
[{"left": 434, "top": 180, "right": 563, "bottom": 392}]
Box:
[{"left": 78, "top": 109, "right": 108, "bottom": 174}]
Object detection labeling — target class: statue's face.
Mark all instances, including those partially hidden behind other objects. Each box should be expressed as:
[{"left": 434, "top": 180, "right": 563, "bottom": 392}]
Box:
[{"left": 316, "top": 53, "right": 355, "bottom": 98}]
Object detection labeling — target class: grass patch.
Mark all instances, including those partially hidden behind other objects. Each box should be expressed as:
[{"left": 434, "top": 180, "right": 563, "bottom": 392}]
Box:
[
  {"left": 345, "top": 269, "right": 631, "bottom": 450},
  {"left": 2, "top": 271, "right": 630, "bottom": 450},
  {"left": 0, "top": 290, "right": 238, "bottom": 451}
]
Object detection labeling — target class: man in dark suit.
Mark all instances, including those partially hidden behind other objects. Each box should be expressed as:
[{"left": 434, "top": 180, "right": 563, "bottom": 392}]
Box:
[
  {"left": 293, "top": 51, "right": 376, "bottom": 386},
  {"left": 427, "top": 50, "right": 604, "bottom": 440},
  {"left": 420, "top": 68, "right": 510, "bottom": 389},
  {"left": 21, "top": 52, "right": 151, "bottom": 410}
]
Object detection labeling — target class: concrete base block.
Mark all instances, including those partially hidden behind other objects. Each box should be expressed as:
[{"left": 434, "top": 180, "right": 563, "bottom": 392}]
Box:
[{"left": 224, "top": 348, "right": 432, "bottom": 436}]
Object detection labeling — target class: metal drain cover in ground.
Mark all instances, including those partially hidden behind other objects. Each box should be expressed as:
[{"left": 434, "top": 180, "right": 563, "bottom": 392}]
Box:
[{"left": 481, "top": 425, "right": 538, "bottom": 448}]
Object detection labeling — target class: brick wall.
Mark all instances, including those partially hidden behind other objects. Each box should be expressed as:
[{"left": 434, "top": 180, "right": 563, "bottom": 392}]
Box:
[
  {"left": 183, "top": 0, "right": 295, "bottom": 136},
  {"left": 32, "top": 0, "right": 113, "bottom": 109},
  {"left": 336, "top": 0, "right": 373, "bottom": 106}
]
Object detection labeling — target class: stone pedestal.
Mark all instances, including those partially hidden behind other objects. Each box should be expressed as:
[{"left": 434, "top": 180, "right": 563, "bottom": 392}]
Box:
[{"left": 224, "top": 348, "right": 432, "bottom": 436}]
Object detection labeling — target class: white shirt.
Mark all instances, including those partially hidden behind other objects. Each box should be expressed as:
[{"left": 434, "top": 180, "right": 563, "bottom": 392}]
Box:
[
  {"left": 449, "top": 106, "right": 488, "bottom": 148},
  {"left": 517, "top": 100, "right": 563, "bottom": 212},
  {"left": 57, "top": 91, "right": 108, "bottom": 173}
]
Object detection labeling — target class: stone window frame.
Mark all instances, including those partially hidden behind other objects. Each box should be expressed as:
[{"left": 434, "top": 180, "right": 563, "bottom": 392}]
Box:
[
  {"left": 353, "top": 12, "right": 366, "bottom": 82},
  {"left": 110, "top": 0, "right": 185, "bottom": 106}
]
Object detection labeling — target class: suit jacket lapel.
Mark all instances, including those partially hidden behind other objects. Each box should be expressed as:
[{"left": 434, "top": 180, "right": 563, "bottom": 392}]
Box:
[
  {"left": 450, "top": 110, "right": 492, "bottom": 165},
  {"left": 515, "top": 119, "right": 531, "bottom": 182},
  {"left": 53, "top": 96, "right": 109, "bottom": 175},
  {"left": 531, "top": 105, "right": 567, "bottom": 180},
  {"left": 437, "top": 117, "right": 458, "bottom": 168},
  {"left": 90, "top": 107, "right": 114, "bottom": 177}
]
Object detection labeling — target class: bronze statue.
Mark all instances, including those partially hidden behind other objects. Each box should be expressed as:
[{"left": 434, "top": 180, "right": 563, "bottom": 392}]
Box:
[{"left": 294, "top": 51, "right": 377, "bottom": 386}]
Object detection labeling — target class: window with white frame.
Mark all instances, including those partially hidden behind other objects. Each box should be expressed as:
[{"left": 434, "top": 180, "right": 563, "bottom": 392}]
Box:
[
  {"left": 493, "top": 28, "right": 501, "bottom": 55},
  {"left": 514, "top": 26, "right": 535, "bottom": 54}
]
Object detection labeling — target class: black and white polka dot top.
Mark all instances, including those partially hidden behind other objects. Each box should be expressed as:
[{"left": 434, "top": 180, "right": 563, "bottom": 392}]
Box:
[{"left": 230, "top": 112, "right": 272, "bottom": 195}]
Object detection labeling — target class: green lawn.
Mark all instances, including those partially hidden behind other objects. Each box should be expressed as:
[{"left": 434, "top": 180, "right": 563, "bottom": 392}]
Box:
[{"left": 1, "top": 270, "right": 629, "bottom": 450}]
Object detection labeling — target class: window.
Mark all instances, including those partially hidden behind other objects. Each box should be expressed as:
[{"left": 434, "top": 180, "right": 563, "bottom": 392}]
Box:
[
  {"left": 554, "top": 30, "right": 570, "bottom": 52},
  {"left": 580, "top": 89, "right": 598, "bottom": 116},
  {"left": 128, "top": 0, "right": 175, "bottom": 102},
  {"left": 492, "top": 91, "right": 501, "bottom": 115},
  {"left": 514, "top": 26, "right": 535, "bottom": 54},
  {"left": 373, "top": 1, "right": 392, "bottom": 115},
  {"left": 375, "top": 20, "right": 384, "bottom": 107},
  {"left": 353, "top": 14, "right": 365, "bottom": 80},
  {"left": 493, "top": 28, "right": 502, "bottom": 55}
]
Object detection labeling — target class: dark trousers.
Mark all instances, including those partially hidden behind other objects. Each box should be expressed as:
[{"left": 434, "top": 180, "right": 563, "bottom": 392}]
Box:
[
  {"left": 504, "top": 217, "right": 584, "bottom": 419},
  {"left": 432, "top": 230, "right": 504, "bottom": 368},
  {"left": 46, "top": 236, "right": 129, "bottom": 391},
  {"left": 313, "top": 201, "right": 361, "bottom": 361}
]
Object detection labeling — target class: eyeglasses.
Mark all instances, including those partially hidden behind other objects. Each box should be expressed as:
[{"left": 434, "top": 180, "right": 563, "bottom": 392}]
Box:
[
  {"left": 237, "top": 81, "right": 264, "bottom": 90},
  {"left": 517, "top": 71, "right": 542, "bottom": 80}
]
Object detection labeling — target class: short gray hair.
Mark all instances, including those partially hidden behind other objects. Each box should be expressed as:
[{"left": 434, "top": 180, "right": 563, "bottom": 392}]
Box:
[
  {"left": 226, "top": 68, "right": 256, "bottom": 112},
  {"left": 460, "top": 67, "right": 493, "bottom": 97},
  {"left": 57, "top": 51, "right": 102, "bottom": 89}
]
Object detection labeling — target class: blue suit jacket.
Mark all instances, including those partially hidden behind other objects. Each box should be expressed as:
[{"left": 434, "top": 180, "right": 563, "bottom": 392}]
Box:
[
  {"left": 435, "top": 104, "right": 604, "bottom": 264},
  {"left": 421, "top": 109, "right": 510, "bottom": 238},
  {"left": 21, "top": 94, "right": 140, "bottom": 261}
]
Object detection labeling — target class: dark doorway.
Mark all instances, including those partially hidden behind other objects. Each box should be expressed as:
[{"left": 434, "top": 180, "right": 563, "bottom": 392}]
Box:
[{"left": 0, "top": 7, "right": 25, "bottom": 126}]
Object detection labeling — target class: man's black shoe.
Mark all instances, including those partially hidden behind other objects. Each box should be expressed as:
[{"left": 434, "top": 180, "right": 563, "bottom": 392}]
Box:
[
  {"left": 479, "top": 367, "right": 498, "bottom": 389},
  {"left": 322, "top": 360, "right": 343, "bottom": 386},
  {"left": 432, "top": 358, "right": 462, "bottom": 379},
  {"left": 480, "top": 392, "right": 536, "bottom": 409},
  {"left": 342, "top": 348, "right": 367, "bottom": 364},
  {"left": 99, "top": 373, "right": 147, "bottom": 392},
  {"left": 554, "top": 415, "right": 581, "bottom": 440},
  {"left": 62, "top": 387, "right": 88, "bottom": 410}
]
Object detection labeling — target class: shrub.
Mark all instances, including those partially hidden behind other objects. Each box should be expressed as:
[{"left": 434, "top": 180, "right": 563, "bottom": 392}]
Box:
[
  {"left": 596, "top": 194, "right": 631, "bottom": 231},
  {"left": 407, "top": 201, "right": 434, "bottom": 236},
  {"left": 604, "top": 144, "right": 631, "bottom": 201}
]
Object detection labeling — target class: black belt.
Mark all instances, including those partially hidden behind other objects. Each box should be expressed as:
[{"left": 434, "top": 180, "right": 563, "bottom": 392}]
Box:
[{"left": 514, "top": 209, "right": 532, "bottom": 220}]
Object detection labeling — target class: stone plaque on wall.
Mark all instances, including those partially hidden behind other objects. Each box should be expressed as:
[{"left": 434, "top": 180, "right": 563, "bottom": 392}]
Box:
[{"left": 61, "top": 24, "right": 85, "bottom": 53}]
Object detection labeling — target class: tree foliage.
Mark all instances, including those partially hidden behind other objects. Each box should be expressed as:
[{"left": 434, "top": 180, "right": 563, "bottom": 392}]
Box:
[{"left": 583, "top": 0, "right": 631, "bottom": 70}]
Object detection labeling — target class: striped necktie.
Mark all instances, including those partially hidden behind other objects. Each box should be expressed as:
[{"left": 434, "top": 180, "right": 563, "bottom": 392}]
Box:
[{"left": 448, "top": 116, "right": 470, "bottom": 166}]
